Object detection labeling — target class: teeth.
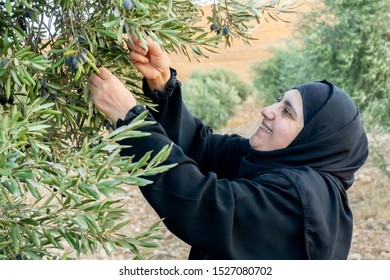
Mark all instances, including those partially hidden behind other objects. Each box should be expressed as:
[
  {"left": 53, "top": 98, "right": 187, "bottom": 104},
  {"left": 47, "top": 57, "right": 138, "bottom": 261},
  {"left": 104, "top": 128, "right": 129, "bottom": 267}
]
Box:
[{"left": 260, "top": 123, "right": 273, "bottom": 135}]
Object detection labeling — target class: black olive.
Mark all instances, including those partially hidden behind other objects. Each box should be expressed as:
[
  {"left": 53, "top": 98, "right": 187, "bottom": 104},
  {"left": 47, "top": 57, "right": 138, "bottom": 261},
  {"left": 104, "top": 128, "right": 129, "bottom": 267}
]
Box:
[
  {"left": 0, "top": 95, "right": 7, "bottom": 105},
  {"left": 7, "top": 95, "right": 14, "bottom": 105}
]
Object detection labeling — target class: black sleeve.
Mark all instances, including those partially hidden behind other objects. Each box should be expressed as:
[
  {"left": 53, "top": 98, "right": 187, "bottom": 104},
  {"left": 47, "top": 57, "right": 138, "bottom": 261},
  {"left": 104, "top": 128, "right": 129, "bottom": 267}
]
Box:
[
  {"left": 117, "top": 108, "right": 305, "bottom": 260},
  {"left": 142, "top": 70, "right": 251, "bottom": 179},
  {"left": 142, "top": 68, "right": 196, "bottom": 152}
]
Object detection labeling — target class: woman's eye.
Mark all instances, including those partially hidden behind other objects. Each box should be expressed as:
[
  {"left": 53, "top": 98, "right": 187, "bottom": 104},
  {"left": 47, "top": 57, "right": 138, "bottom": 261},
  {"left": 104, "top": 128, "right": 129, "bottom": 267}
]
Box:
[
  {"left": 276, "top": 95, "right": 283, "bottom": 103},
  {"left": 283, "top": 108, "right": 293, "bottom": 118}
]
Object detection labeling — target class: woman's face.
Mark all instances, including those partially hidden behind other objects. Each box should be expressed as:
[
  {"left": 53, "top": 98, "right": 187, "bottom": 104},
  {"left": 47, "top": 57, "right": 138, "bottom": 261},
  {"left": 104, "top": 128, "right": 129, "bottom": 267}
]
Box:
[{"left": 250, "top": 89, "right": 304, "bottom": 151}]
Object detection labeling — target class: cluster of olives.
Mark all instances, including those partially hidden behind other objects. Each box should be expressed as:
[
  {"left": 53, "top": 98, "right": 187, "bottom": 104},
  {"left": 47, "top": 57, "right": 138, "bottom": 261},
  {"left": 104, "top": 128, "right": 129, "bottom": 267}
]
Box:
[
  {"left": 65, "top": 55, "right": 80, "bottom": 73},
  {"left": 38, "top": 78, "right": 57, "bottom": 100},
  {"left": 210, "top": 23, "right": 230, "bottom": 37},
  {"left": 15, "top": 8, "right": 42, "bottom": 43},
  {"left": 0, "top": 94, "right": 14, "bottom": 105},
  {"left": 64, "top": 49, "right": 93, "bottom": 74}
]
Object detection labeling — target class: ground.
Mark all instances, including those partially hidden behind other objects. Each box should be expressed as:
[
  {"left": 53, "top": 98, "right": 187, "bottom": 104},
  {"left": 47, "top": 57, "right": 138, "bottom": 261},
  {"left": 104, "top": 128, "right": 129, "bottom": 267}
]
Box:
[{"left": 84, "top": 0, "right": 390, "bottom": 260}]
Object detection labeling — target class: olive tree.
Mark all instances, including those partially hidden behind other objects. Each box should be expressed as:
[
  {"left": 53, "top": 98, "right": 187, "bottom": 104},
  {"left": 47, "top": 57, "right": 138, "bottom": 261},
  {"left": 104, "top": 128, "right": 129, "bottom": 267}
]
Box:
[{"left": 0, "top": 0, "right": 296, "bottom": 259}]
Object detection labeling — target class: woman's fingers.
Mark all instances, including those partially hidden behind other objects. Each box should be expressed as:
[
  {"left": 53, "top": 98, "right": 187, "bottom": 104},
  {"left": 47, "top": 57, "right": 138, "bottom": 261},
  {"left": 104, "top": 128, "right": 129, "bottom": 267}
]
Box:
[
  {"left": 89, "top": 72, "right": 100, "bottom": 87},
  {"left": 126, "top": 36, "right": 162, "bottom": 56},
  {"left": 130, "top": 51, "right": 149, "bottom": 64},
  {"left": 88, "top": 68, "right": 137, "bottom": 121},
  {"left": 89, "top": 67, "right": 112, "bottom": 85},
  {"left": 126, "top": 38, "right": 147, "bottom": 55},
  {"left": 145, "top": 37, "right": 163, "bottom": 55},
  {"left": 97, "top": 67, "right": 113, "bottom": 80}
]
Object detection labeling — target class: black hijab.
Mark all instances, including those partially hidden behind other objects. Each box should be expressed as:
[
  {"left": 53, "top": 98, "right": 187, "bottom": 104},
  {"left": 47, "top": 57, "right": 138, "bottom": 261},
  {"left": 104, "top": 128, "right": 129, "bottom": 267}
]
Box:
[
  {"left": 296, "top": 81, "right": 331, "bottom": 126},
  {"left": 241, "top": 80, "right": 369, "bottom": 190}
]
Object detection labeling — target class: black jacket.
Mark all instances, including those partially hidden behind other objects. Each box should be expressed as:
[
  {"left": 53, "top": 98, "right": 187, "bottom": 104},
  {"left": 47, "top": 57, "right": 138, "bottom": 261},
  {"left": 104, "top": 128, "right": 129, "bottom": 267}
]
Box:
[{"left": 117, "top": 70, "right": 368, "bottom": 260}]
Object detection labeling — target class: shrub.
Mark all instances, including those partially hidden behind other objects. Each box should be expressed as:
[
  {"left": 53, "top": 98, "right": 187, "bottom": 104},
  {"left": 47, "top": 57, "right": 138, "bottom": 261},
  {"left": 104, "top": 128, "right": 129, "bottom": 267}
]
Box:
[
  {"left": 190, "top": 68, "right": 254, "bottom": 101},
  {"left": 183, "top": 68, "right": 254, "bottom": 129}
]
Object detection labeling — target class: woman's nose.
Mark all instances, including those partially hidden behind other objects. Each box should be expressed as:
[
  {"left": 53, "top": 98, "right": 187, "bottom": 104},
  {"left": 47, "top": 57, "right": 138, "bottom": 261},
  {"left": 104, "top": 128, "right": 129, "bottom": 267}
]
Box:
[{"left": 261, "top": 104, "right": 276, "bottom": 120}]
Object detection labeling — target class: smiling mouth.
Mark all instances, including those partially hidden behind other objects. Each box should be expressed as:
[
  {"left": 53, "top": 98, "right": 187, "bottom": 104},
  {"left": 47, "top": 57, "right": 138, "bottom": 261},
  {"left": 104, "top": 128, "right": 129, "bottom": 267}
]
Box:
[{"left": 259, "top": 122, "right": 273, "bottom": 135}]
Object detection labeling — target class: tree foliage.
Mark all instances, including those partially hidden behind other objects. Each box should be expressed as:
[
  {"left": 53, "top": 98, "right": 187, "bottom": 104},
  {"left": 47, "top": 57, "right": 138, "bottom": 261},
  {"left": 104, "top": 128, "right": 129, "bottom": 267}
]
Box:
[
  {"left": 0, "top": 0, "right": 297, "bottom": 259},
  {"left": 252, "top": 0, "right": 390, "bottom": 131}
]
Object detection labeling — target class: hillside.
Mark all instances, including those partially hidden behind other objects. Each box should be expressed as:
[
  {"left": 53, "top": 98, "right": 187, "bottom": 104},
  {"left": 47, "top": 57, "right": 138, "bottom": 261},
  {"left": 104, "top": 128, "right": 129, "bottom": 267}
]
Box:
[{"left": 168, "top": 2, "right": 314, "bottom": 83}]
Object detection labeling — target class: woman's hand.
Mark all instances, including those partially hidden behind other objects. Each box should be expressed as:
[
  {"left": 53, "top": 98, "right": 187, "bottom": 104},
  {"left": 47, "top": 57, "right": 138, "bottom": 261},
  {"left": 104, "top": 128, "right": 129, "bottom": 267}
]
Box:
[
  {"left": 89, "top": 67, "right": 137, "bottom": 122},
  {"left": 126, "top": 36, "right": 171, "bottom": 92}
]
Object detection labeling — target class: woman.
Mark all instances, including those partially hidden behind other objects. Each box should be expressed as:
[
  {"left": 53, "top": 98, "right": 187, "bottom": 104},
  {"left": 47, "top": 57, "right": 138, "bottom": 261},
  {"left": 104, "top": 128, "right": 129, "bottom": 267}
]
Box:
[{"left": 89, "top": 38, "right": 369, "bottom": 259}]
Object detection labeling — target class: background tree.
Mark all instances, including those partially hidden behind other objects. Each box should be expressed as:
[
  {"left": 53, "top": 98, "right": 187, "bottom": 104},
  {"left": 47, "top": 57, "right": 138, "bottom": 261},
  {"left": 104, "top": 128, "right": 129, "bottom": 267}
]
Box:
[
  {"left": 0, "top": 0, "right": 297, "bottom": 259},
  {"left": 251, "top": 0, "right": 390, "bottom": 132}
]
